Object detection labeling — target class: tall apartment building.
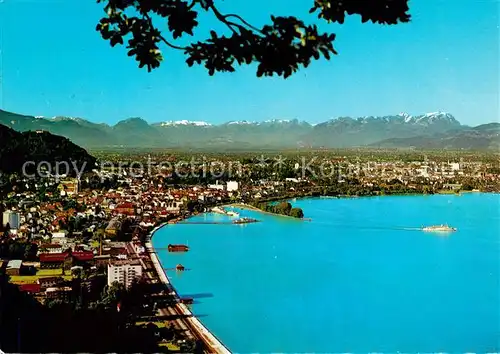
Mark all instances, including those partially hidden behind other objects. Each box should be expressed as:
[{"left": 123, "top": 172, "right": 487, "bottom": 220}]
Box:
[
  {"left": 2, "top": 211, "right": 20, "bottom": 230},
  {"left": 107, "top": 259, "right": 142, "bottom": 289}
]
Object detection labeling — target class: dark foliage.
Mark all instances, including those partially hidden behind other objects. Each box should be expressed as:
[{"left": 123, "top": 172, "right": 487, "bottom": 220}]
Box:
[
  {"left": 96, "top": 0, "right": 410, "bottom": 77},
  {"left": 0, "top": 240, "right": 38, "bottom": 261},
  {"left": 0, "top": 124, "right": 96, "bottom": 174},
  {"left": 0, "top": 276, "right": 161, "bottom": 353},
  {"left": 254, "top": 201, "right": 304, "bottom": 218}
]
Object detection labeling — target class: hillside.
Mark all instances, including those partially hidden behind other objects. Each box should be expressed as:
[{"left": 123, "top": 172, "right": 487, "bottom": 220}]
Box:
[
  {"left": 0, "top": 123, "right": 97, "bottom": 174},
  {"left": 1, "top": 109, "right": 497, "bottom": 150},
  {"left": 370, "top": 123, "right": 500, "bottom": 150}
]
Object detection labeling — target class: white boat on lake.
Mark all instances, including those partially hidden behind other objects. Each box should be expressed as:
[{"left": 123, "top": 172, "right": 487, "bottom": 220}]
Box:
[{"left": 422, "top": 224, "right": 457, "bottom": 232}]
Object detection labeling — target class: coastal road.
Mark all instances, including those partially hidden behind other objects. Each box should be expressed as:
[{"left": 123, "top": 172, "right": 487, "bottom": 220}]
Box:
[
  {"left": 129, "top": 238, "right": 231, "bottom": 354},
  {"left": 126, "top": 243, "right": 195, "bottom": 341}
]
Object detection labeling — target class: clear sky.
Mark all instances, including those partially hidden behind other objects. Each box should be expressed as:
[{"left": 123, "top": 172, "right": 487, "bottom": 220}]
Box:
[{"left": 0, "top": 0, "right": 498, "bottom": 126}]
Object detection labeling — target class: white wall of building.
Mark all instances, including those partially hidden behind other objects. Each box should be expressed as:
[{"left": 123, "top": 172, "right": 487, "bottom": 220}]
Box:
[
  {"left": 107, "top": 262, "right": 143, "bottom": 288},
  {"left": 2, "top": 211, "right": 20, "bottom": 229},
  {"left": 450, "top": 163, "right": 460, "bottom": 171},
  {"left": 226, "top": 181, "right": 239, "bottom": 192},
  {"left": 208, "top": 184, "right": 225, "bottom": 190}
]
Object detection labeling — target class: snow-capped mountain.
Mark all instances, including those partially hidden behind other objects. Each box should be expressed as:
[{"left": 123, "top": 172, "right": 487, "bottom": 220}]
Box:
[
  {"left": 157, "top": 120, "right": 211, "bottom": 127},
  {"left": 1, "top": 109, "right": 487, "bottom": 149},
  {"left": 261, "top": 119, "right": 291, "bottom": 124},
  {"left": 411, "top": 111, "right": 459, "bottom": 125},
  {"left": 226, "top": 120, "right": 256, "bottom": 125}
]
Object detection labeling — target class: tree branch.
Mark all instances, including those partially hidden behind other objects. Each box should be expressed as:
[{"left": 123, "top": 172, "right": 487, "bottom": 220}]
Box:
[
  {"left": 224, "top": 13, "right": 263, "bottom": 34},
  {"left": 208, "top": 3, "right": 264, "bottom": 36},
  {"left": 208, "top": 3, "right": 240, "bottom": 34},
  {"left": 158, "top": 35, "right": 188, "bottom": 51},
  {"left": 143, "top": 12, "right": 187, "bottom": 51}
]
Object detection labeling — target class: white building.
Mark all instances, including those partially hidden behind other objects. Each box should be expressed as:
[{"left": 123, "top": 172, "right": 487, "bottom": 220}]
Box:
[
  {"left": 2, "top": 211, "right": 20, "bottom": 230},
  {"left": 164, "top": 200, "right": 183, "bottom": 213},
  {"left": 226, "top": 181, "right": 239, "bottom": 192},
  {"left": 134, "top": 243, "right": 145, "bottom": 254},
  {"left": 107, "top": 260, "right": 142, "bottom": 289},
  {"left": 208, "top": 180, "right": 225, "bottom": 190},
  {"left": 449, "top": 162, "right": 460, "bottom": 171}
]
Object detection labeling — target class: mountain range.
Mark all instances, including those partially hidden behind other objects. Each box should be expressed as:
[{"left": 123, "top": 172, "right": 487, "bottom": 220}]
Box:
[{"left": 1, "top": 109, "right": 498, "bottom": 150}]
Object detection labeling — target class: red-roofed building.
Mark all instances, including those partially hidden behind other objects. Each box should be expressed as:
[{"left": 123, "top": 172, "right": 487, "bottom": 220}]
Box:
[
  {"left": 115, "top": 202, "right": 135, "bottom": 216},
  {"left": 18, "top": 283, "right": 41, "bottom": 294},
  {"left": 40, "top": 251, "right": 94, "bottom": 270}
]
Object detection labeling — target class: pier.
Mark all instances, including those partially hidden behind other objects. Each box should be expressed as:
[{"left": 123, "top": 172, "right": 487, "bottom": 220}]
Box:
[{"left": 179, "top": 220, "right": 260, "bottom": 225}]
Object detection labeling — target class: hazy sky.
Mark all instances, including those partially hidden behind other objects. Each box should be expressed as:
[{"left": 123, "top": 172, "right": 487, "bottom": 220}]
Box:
[{"left": 1, "top": 0, "right": 498, "bottom": 126}]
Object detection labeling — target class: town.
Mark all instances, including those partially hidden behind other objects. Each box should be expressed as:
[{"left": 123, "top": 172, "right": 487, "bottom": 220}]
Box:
[{"left": 0, "top": 150, "right": 499, "bottom": 352}]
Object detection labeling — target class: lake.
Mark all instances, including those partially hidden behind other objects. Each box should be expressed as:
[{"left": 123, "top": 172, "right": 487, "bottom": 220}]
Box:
[{"left": 152, "top": 193, "right": 500, "bottom": 352}]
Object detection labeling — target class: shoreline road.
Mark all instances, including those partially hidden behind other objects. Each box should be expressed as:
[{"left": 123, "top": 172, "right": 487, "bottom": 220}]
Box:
[
  {"left": 139, "top": 231, "right": 232, "bottom": 354},
  {"left": 126, "top": 242, "right": 197, "bottom": 342}
]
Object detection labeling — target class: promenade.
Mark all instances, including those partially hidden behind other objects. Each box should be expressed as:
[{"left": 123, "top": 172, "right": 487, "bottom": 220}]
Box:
[{"left": 144, "top": 225, "right": 232, "bottom": 354}]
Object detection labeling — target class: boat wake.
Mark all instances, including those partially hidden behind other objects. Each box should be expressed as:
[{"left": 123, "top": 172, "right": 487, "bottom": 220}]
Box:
[{"left": 311, "top": 222, "right": 424, "bottom": 231}]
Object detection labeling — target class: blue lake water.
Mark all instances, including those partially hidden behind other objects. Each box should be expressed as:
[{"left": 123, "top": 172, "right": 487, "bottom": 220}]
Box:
[{"left": 152, "top": 193, "right": 500, "bottom": 353}]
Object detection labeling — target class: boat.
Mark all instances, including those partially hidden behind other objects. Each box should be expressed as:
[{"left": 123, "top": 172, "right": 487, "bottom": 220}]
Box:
[
  {"left": 167, "top": 244, "right": 189, "bottom": 252},
  {"left": 226, "top": 211, "right": 240, "bottom": 217},
  {"left": 175, "top": 264, "right": 185, "bottom": 271},
  {"left": 422, "top": 224, "right": 457, "bottom": 232}
]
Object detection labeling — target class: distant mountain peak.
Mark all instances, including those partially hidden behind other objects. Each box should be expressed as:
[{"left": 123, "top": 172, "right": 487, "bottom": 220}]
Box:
[
  {"left": 114, "top": 117, "right": 151, "bottom": 127},
  {"left": 398, "top": 112, "right": 412, "bottom": 122},
  {"left": 262, "top": 119, "right": 291, "bottom": 124},
  {"left": 159, "top": 120, "right": 211, "bottom": 127},
  {"left": 227, "top": 120, "right": 255, "bottom": 125},
  {"left": 413, "top": 111, "right": 459, "bottom": 126}
]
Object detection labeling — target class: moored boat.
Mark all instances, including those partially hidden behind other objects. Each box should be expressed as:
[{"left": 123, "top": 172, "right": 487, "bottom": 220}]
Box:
[{"left": 168, "top": 244, "right": 189, "bottom": 252}]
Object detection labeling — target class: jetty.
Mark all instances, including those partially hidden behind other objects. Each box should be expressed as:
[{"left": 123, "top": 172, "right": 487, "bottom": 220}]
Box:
[{"left": 180, "top": 218, "right": 260, "bottom": 225}]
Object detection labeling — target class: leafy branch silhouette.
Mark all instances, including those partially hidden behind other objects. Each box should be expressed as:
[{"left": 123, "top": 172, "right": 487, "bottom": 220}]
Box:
[{"left": 96, "top": 0, "right": 410, "bottom": 77}]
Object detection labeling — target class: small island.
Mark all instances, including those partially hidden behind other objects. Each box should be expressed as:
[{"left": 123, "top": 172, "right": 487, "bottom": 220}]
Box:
[{"left": 252, "top": 201, "right": 304, "bottom": 219}]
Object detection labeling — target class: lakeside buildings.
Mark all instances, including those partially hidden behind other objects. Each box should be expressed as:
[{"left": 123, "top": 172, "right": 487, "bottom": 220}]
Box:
[
  {"left": 1, "top": 156, "right": 498, "bottom": 300},
  {"left": 107, "top": 259, "right": 143, "bottom": 289}
]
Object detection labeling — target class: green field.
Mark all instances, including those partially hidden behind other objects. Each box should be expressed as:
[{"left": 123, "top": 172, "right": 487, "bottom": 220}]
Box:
[
  {"left": 9, "top": 268, "right": 72, "bottom": 284},
  {"left": 159, "top": 342, "right": 180, "bottom": 351},
  {"left": 136, "top": 320, "right": 168, "bottom": 328}
]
